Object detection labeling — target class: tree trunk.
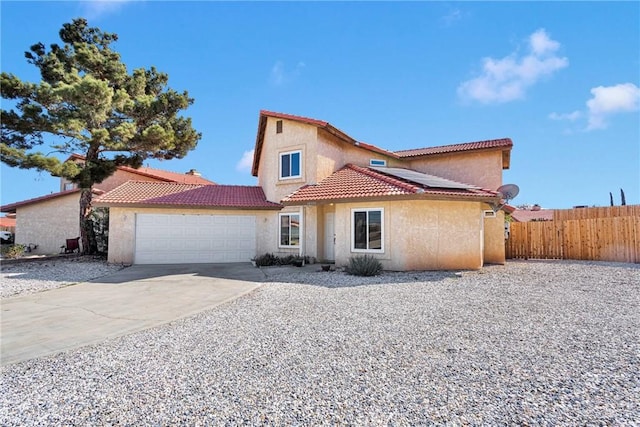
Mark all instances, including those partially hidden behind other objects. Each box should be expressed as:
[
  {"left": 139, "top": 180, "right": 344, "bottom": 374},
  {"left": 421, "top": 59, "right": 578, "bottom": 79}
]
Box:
[{"left": 79, "top": 187, "right": 98, "bottom": 254}]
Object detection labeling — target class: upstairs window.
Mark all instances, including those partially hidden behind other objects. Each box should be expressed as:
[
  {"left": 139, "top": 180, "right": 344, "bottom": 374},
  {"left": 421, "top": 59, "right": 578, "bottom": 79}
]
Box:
[
  {"left": 370, "top": 159, "right": 387, "bottom": 167},
  {"left": 352, "top": 208, "right": 384, "bottom": 253},
  {"left": 280, "top": 150, "right": 301, "bottom": 179},
  {"left": 63, "top": 182, "right": 76, "bottom": 191},
  {"left": 279, "top": 213, "right": 300, "bottom": 247}
]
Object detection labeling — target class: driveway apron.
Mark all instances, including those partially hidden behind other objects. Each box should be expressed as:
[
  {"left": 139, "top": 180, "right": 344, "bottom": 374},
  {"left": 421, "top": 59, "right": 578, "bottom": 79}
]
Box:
[{"left": 1, "top": 263, "right": 264, "bottom": 366}]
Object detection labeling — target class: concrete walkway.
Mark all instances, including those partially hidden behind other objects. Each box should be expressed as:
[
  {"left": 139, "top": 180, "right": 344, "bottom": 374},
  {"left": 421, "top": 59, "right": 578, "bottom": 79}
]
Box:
[{"left": 1, "top": 263, "right": 265, "bottom": 366}]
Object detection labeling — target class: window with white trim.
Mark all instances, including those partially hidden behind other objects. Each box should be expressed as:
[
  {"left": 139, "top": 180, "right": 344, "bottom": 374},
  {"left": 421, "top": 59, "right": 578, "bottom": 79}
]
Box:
[
  {"left": 351, "top": 208, "right": 384, "bottom": 252},
  {"left": 370, "top": 159, "right": 386, "bottom": 167},
  {"left": 279, "top": 213, "right": 300, "bottom": 247},
  {"left": 279, "top": 150, "right": 301, "bottom": 179}
]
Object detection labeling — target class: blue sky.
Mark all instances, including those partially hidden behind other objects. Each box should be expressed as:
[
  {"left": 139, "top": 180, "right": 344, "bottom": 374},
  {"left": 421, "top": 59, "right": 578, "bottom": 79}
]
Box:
[{"left": 1, "top": 1, "right": 639, "bottom": 209}]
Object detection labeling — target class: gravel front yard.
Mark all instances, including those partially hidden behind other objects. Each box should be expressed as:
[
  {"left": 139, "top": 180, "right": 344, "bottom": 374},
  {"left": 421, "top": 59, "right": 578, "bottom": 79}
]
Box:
[{"left": 1, "top": 260, "right": 639, "bottom": 425}]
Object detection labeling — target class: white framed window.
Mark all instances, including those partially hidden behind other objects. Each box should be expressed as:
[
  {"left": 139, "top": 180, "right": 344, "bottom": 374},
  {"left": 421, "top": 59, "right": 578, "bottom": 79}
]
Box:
[
  {"left": 279, "top": 213, "right": 300, "bottom": 247},
  {"left": 64, "top": 182, "right": 75, "bottom": 191},
  {"left": 370, "top": 159, "right": 387, "bottom": 167},
  {"left": 351, "top": 208, "right": 384, "bottom": 253},
  {"left": 279, "top": 150, "right": 302, "bottom": 179}
]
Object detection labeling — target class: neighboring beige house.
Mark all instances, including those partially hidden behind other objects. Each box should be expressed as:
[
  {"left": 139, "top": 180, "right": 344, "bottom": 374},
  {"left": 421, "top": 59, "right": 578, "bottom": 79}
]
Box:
[
  {"left": 96, "top": 110, "right": 513, "bottom": 270},
  {"left": 1, "top": 158, "right": 214, "bottom": 254}
]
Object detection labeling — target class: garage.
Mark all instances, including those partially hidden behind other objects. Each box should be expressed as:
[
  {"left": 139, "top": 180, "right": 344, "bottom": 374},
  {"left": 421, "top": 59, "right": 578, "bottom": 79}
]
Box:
[{"left": 134, "top": 214, "right": 256, "bottom": 264}]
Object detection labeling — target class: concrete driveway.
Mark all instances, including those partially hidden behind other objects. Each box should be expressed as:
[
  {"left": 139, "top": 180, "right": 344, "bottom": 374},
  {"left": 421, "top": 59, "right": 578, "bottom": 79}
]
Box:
[{"left": 1, "top": 263, "right": 265, "bottom": 366}]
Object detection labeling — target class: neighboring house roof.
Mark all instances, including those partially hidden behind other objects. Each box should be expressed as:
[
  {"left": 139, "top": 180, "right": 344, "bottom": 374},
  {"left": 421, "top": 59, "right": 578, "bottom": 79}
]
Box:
[
  {"left": 1, "top": 188, "right": 104, "bottom": 214},
  {"left": 95, "top": 181, "right": 282, "bottom": 210},
  {"left": 0, "top": 216, "right": 16, "bottom": 227},
  {"left": 281, "top": 164, "right": 500, "bottom": 205},
  {"left": 251, "top": 110, "right": 513, "bottom": 175},
  {"left": 68, "top": 154, "right": 215, "bottom": 185},
  {"left": 510, "top": 209, "right": 554, "bottom": 222}
]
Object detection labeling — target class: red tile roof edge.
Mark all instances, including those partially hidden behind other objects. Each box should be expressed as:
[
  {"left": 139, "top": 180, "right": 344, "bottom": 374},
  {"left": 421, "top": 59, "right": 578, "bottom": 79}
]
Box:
[
  {"left": 395, "top": 138, "right": 513, "bottom": 158},
  {"left": 67, "top": 154, "right": 215, "bottom": 184},
  {"left": 281, "top": 164, "right": 500, "bottom": 204},
  {"left": 1, "top": 188, "right": 104, "bottom": 212}
]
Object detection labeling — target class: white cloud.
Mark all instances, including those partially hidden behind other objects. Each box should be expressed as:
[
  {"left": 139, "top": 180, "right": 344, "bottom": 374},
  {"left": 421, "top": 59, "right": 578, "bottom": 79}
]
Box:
[
  {"left": 269, "top": 61, "right": 305, "bottom": 86},
  {"left": 82, "top": 0, "right": 133, "bottom": 19},
  {"left": 458, "top": 29, "right": 568, "bottom": 104},
  {"left": 549, "top": 111, "right": 582, "bottom": 121},
  {"left": 236, "top": 149, "right": 254, "bottom": 172},
  {"left": 586, "top": 83, "right": 640, "bottom": 130},
  {"left": 548, "top": 83, "right": 639, "bottom": 131}
]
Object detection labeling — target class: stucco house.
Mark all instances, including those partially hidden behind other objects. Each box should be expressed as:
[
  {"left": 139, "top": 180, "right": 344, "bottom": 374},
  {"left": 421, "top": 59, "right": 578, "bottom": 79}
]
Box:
[
  {"left": 95, "top": 110, "right": 513, "bottom": 271},
  {"left": 1, "top": 156, "right": 214, "bottom": 254}
]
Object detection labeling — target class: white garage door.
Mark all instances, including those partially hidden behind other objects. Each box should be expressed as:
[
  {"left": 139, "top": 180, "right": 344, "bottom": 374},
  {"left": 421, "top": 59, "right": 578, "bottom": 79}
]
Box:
[{"left": 134, "top": 214, "right": 256, "bottom": 264}]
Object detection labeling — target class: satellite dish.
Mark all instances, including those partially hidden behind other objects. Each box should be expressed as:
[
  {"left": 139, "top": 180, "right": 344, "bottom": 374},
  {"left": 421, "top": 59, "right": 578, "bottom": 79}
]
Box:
[{"left": 497, "top": 184, "right": 520, "bottom": 202}]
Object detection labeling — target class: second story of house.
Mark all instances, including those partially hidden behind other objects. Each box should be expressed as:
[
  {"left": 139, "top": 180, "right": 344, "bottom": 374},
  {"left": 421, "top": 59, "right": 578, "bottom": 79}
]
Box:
[
  {"left": 59, "top": 154, "right": 215, "bottom": 193},
  {"left": 251, "top": 110, "right": 513, "bottom": 203}
]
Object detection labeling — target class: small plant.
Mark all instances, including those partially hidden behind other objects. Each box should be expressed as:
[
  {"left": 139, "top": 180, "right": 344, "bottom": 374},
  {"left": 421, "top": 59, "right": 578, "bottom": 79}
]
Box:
[
  {"left": 345, "top": 254, "right": 383, "bottom": 277},
  {"left": 1, "top": 244, "right": 25, "bottom": 259},
  {"left": 252, "top": 253, "right": 279, "bottom": 267}
]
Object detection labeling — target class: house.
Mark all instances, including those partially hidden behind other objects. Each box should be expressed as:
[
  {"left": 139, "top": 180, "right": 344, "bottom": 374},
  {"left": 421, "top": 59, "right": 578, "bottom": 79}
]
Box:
[
  {"left": 95, "top": 110, "right": 513, "bottom": 271},
  {"left": 506, "top": 204, "right": 554, "bottom": 222},
  {"left": 0, "top": 157, "right": 215, "bottom": 254},
  {"left": 0, "top": 214, "right": 16, "bottom": 233}
]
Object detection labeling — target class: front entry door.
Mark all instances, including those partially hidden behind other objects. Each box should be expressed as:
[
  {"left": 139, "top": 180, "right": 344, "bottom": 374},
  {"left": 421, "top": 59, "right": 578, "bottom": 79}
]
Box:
[{"left": 324, "top": 212, "right": 335, "bottom": 261}]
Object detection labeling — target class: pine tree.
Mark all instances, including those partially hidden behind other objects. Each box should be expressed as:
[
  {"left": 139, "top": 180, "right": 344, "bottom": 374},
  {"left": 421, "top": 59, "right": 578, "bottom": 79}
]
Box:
[
  {"left": 609, "top": 192, "right": 614, "bottom": 207},
  {"left": 1, "top": 19, "right": 201, "bottom": 254},
  {"left": 620, "top": 188, "right": 626, "bottom": 206}
]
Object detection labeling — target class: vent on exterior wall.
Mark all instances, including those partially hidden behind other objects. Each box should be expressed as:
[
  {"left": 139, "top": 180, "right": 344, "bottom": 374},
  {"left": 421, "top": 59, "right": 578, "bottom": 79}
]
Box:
[
  {"left": 370, "top": 159, "right": 386, "bottom": 167},
  {"left": 276, "top": 120, "right": 283, "bottom": 134},
  {"left": 484, "top": 210, "right": 497, "bottom": 218}
]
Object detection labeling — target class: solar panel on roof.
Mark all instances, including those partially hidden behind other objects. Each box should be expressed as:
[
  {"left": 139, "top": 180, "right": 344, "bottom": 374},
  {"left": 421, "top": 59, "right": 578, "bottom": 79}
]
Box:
[{"left": 370, "top": 167, "right": 479, "bottom": 190}]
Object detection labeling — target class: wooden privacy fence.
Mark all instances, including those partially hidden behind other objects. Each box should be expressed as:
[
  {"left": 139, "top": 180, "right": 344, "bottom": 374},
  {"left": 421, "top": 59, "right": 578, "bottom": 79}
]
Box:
[{"left": 506, "top": 205, "right": 640, "bottom": 263}]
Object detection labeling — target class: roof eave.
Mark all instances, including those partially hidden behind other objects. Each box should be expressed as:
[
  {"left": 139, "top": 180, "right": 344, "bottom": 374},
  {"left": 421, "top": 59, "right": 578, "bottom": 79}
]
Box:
[{"left": 281, "top": 193, "right": 501, "bottom": 206}]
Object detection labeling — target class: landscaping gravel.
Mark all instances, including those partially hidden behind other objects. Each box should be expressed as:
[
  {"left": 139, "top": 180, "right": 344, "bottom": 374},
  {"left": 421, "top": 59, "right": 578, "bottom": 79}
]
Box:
[
  {"left": 1, "top": 260, "right": 639, "bottom": 425},
  {"left": 0, "top": 257, "right": 125, "bottom": 298}
]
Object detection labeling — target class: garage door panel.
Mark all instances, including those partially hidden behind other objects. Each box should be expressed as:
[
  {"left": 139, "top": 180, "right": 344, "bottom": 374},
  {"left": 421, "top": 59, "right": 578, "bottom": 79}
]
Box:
[{"left": 135, "top": 214, "right": 256, "bottom": 264}]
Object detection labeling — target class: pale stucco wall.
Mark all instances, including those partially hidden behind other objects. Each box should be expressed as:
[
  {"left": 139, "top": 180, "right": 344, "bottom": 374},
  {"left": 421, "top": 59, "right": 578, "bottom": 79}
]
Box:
[
  {"left": 332, "top": 199, "right": 484, "bottom": 271},
  {"left": 483, "top": 208, "right": 506, "bottom": 264},
  {"left": 15, "top": 193, "right": 80, "bottom": 254},
  {"left": 408, "top": 151, "right": 504, "bottom": 191},
  {"left": 108, "top": 207, "right": 277, "bottom": 264},
  {"left": 257, "top": 117, "right": 318, "bottom": 203}
]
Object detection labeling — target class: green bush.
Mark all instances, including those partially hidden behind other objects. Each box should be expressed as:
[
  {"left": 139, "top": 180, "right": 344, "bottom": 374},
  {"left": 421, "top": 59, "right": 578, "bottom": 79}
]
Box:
[
  {"left": 345, "top": 254, "right": 383, "bottom": 276},
  {"left": 1, "top": 244, "right": 25, "bottom": 259},
  {"left": 252, "top": 253, "right": 279, "bottom": 266}
]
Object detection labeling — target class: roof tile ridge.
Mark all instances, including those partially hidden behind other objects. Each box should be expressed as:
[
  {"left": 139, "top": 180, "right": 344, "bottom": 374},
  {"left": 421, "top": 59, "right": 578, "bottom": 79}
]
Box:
[
  {"left": 395, "top": 138, "right": 513, "bottom": 154},
  {"left": 260, "top": 110, "right": 328, "bottom": 127},
  {"left": 347, "top": 164, "right": 420, "bottom": 193}
]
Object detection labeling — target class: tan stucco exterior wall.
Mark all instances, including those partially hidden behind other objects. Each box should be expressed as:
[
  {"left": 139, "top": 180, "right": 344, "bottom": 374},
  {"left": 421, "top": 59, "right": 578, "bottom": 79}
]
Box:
[
  {"left": 107, "top": 207, "right": 276, "bottom": 264},
  {"left": 483, "top": 208, "right": 506, "bottom": 264},
  {"left": 15, "top": 193, "right": 80, "bottom": 254},
  {"left": 408, "top": 151, "right": 504, "bottom": 190},
  {"left": 331, "top": 199, "right": 484, "bottom": 271},
  {"left": 257, "top": 117, "right": 317, "bottom": 203}
]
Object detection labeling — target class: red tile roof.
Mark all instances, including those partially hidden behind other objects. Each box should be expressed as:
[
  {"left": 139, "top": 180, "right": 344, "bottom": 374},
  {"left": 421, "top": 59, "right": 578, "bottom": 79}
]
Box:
[
  {"left": 95, "top": 181, "right": 282, "bottom": 210},
  {"left": 281, "top": 164, "right": 500, "bottom": 204},
  {"left": 395, "top": 138, "right": 513, "bottom": 158},
  {"left": 94, "top": 182, "right": 204, "bottom": 205},
  {"left": 1, "top": 188, "right": 104, "bottom": 213},
  {"left": 68, "top": 154, "right": 215, "bottom": 185},
  {"left": 0, "top": 216, "right": 16, "bottom": 227}
]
